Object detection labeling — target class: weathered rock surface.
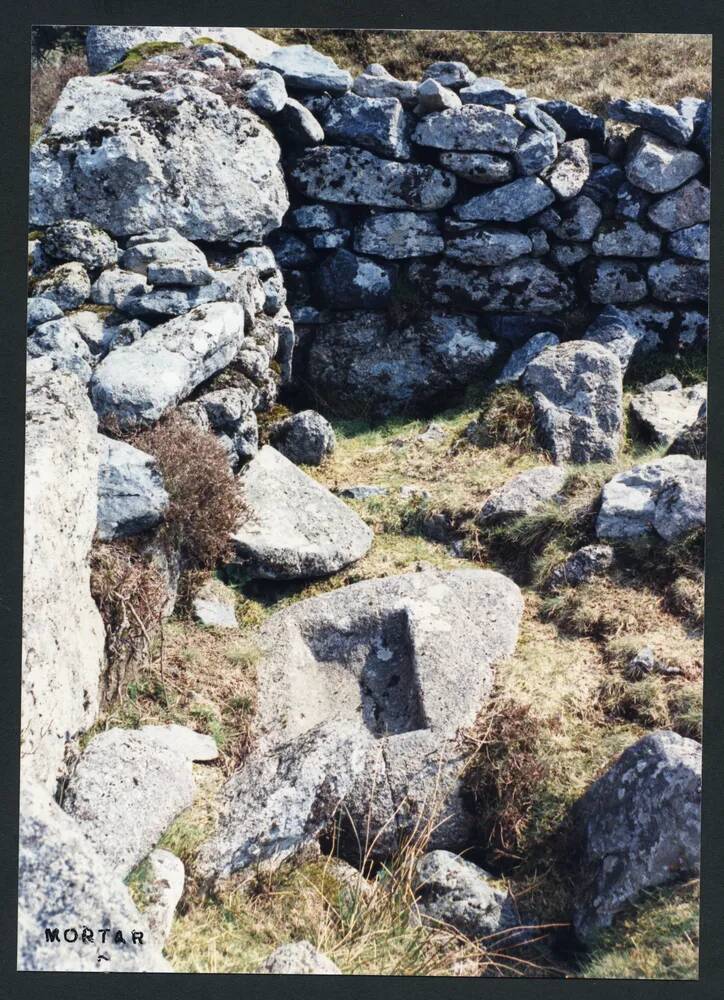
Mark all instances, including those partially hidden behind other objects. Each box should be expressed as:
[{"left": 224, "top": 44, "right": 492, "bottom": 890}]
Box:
[
  {"left": 415, "top": 78, "right": 462, "bottom": 114},
  {"left": 303, "top": 311, "right": 499, "bottom": 418},
  {"left": 97, "top": 436, "right": 168, "bottom": 540},
  {"left": 62, "top": 726, "right": 200, "bottom": 877},
  {"left": 573, "top": 731, "right": 701, "bottom": 941},
  {"left": 583, "top": 305, "right": 649, "bottom": 371},
  {"left": 629, "top": 380, "right": 707, "bottom": 446},
  {"left": 668, "top": 223, "right": 709, "bottom": 261},
  {"left": 42, "top": 219, "right": 119, "bottom": 268},
  {"left": 495, "top": 331, "right": 560, "bottom": 385},
  {"left": 32, "top": 262, "right": 91, "bottom": 311},
  {"left": 548, "top": 544, "right": 615, "bottom": 589},
  {"left": 477, "top": 466, "right": 568, "bottom": 523},
  {"left": 460, "top": 77, "right": 525, "bottom": 107},
  {"left": 268, "top": 409, "right": 336, "bottom": 466},
  {"left": 26, "top": 296, "right": 63, "bottom": 330},
  {"left": 352, "top": 63, "right": 418, "bottom": 105},
  {"left": 542, "top": 139, "right": 591, "bottom": 199},
  {"left": 413, "top": 851, "right": 517, "bottom": 939},
  {"left": 422, "top": 61, "right": 476, "bottom": 90},
  {"left": 647, "top": 180, "right": 710, "bottom": 231},
  {"left": 289, "top": 146, "right": 456, "bottom": 209},
  {"left": 229, "top": 446, "right": 373, "bottom": 579},
  {"left": 444, "top": 228, "right": 532, "bottom": 266},
  {"left": 596, "top": 455, "right": 706, "bottom": 542},
  {"left": 260, "top": 44, "right": 353, "bottom": 95},
  {"left": 514, "top": 127, "right": 558, "bottom": 176},
  {"left": 609, "top": 99, "right": 694, "bottom": 145},
  {"left": 22, "top": 371, "right": 105, "bottom": 791},
  {"left": 85, "top": 25, "right": 278, "bottom": 73},
  {"left": 254, "top": 569, "right": 523, "bottom": 743},
  {"left": 648, "top": 259, "right": 708, "bottom": 304},
  {"left": 192, "top": 578, "right": 238, "bottom": 629},
  {"left": 412, "top": 105, "right": 525, "bottom": 153},
  {"left": 256, "top": 941, "right": 342, "bottom": 975},
  {"left": 198, "top": 720, "right": 371, "bottom": 877},
  {"left": 322, "top": 92, "right": 411, "bottom": 159},
  {"left": 90, "top": 301, "right": 246, "bottom": 429},
  {"left": 30, "top": 75, "right": 288, "bottom": 243},
  {"left": 18, "top": 780, "right": 169, "bottom": 972},
  {"left": 121, "top": 228, "right": 212, "bottom": 286},
  {"left": 454, "top": 176, "right": 555, "bottom": 222},
  {"left": 275, "top": 97, "right": 326, "bottom": 146},
  {"left": 354, "top": 211, "right": 444, "bottom": 258},
  {"left": 522, "top": 341, "right": 624, "bottom": 463},
  {"left": 625, "top": 131, "right": 703, "bottom": 194},
  {"left": 537, "top": 194, "right": 602, "bottom": 242},
  {"left": 592, "top": 221, "right": 662, "bottom": 258},
  {"left": 143, "top": 849, "right": 185, "bottom": 945},
  {"left": 27, "top": 317, "right": 94, "bottom": 382},
  {"left": 316, "top": 249, "right": 395, "bottom": 309},
  {"left": 245, "top": 69, "right": 287, "bottom": 116},
  {"left": 668, "top": 406, "right": 707, "bottom": 459}
]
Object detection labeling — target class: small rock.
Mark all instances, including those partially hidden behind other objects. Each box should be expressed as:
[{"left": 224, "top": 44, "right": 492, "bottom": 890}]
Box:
[
  {"left": 514, "top": 127, "right": 558, "bottom": 176},
  {"left": 438, "top": 151, "right": 514, "bottom": 185},
  {"left": 413, "top": 850, "right": 518, "bottom": 940},
  {"left": 42, "top": 219, "right": 119, "bottom": 268},
  {"left": 630, "top": 381, "right": 707, "bottom": 446},
  {"left": 548, "top": 544, "right": 615, "bottom": 588},
  {"left": 477, "top": 465, "right": 568, "bottom": 524},
  {"left": 352, "top": 63, "right": 418, "bottom": 105},
  {"left": 615, "top": 181, "right": 653, "bottom": 221},
  {"left": 62, "top": 727, "right": 199, "bottom": 877},
  {"left": 541, "top": 139, "right": 591, "bottom": 199},
  {"left": 338, "top": 484, "right": 389, "bottom": 500},
  {"left": 592, "top": 221, "right": 662, "bottom": 258},
  {"left": 415, "top": 78, "right": 461, "bottom": 114},
  {"left": 583, "top": 306, "right": 642, "bottom": 371},
  {"left": 460, "top": 77, "right": 526, "bottom": 106},
  {"left": 608, "top": 98, "right": 693, "bottom": 146},
  {"left": 421, "top": 61, "right": 476, "bottom": 90},
  {"left": 32, "top": 262, "right": 91, "bottom": 310},
  {"left": 269, "top": 409, "right": 336, "bottom": 466},
  {"left": 516, "top": 99, "right": 566, "bottom": 141},
  {"left": 289, "top": 146, "right": 457, "bottom": 210},
  {"left": 245, "top": 69, "right": 287, "bottom": 116},
  {"left": 647, "top": 179, "right": 710, "bottom": 231},
  {"left": 143, "top": 850, "right": 185, "bottom": 944},
  {"left": 444, "top": 227, "right": 532, "bottom": 266},
  {"left": 354, "top": 211, "right": 444, "bottom": 258},
  {"left": 573, "top": 731, "right": 701, "bottom": 941},
  {"left": 229, "top": 446, "right": 373, "bottom": 579},
  {"left": 412, "top": 105, "right": 525, "bottom": 153},
  {"left": 256, "top": 941, "right": 342, "bottom": 975},
  {"left": 537, "top": 194, "right": 602, "bottom": 241},
  {"left": 454, "top": 176, "right": 555, "bottom": 222},
  {"left": 316, "top": 249, "right": 394, "bottom": 309},
  {"left": 26, "top": 317, "right": 93, "bottom": 381},
  {"left": 275, "top": 97, "right": 325, "bottom": 147},
  {"left": 648, "top": 259, "right": 708, "bottom": 304},
  {"left": 260, "top": 44, "right": 352, "bottom": 94},
  {"left": 91, "top": 267, "right": 151, "bottom": 310},
  {"left": 596, "top": 454, "right": 706, "bottom": 542},
  {"left": 495, "top": 331, "right": 560, "bottom": 385},
  {"left": 192, "top": 578, "right": 238, "bottom": 629},
  {"left": 522, "top": 341, "right": 624, "bottom": 463},
  {"left": 667, "top": 223, "right": 709, "bottom": 261},
  {"left": 97, "top": 436, "right": 168, "bottom": 540},
  {"left": 625, "top": 131, "right": 703, "bottom": 194},
  {"left": 26, "top": 296, "right": 63, "bottom": 330},
  {"left": 583, "top": 259, "right": 648, "bottom": 305},
  {"left": 538, "top": 100, "right": 606, "bottom": 149}
]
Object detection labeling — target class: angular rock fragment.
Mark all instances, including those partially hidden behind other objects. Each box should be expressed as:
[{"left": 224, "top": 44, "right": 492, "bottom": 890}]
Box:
[
  {"left": 454, "top": 176, "right": 555, "bottom": 222},
  {"left": 289, "top": 146, "right": 457, "bottom": 209},
  {"left": 592, "top": 221, "right": 662, "bottom": 258},
  {"left": 354, "top": 211, "right": 444, "bottom": 258},
  {"left": 260, "top": 44, "right": 353, "bottom": 94},
  {"left": 352, "top": 63, "right": 418, "bottom": 105},
  {"left": 625, "top": 131, "right": 703, "bottom": 194},
  {"left": 42, "top": 219, "right": 119, "bottom": 268},
  {"left": 438, "top": 151, "right": 514, "bottom": 185},
  {"left": 514, "top": 127, "right": 558, "bottom": 176},
  {"left": 541, "top": 139, "right": 591, "bottom": 199},
  {"left": 596, "top": 454, "right": 706, "bottom": 542},
  {"left": 477, "top": 465, "right": 568, "bottom": 523},
  {"left": 494, "top": 331, "right": 560, "bottom": 385},
  {"left": 229, "top": 446, "right": 373, "bottom": 579},
  {"left": 647, "top": 179, "right": 710, "bottom": 231},
  {"left": 609, "top": 98, "right": 693, "bottom": 145},
  {"left": 548, "top": 544, "right": 615, "bottom": 589},
  {"left": 97, "top": 436, "right": 168, "bottom": 540},
  {"left": 412, "top": 105, "right": 525, "bottom": 153},
  {"left": 629, "top": 380, "right": 706, "bottom": 446},
  {"left": 573, "top": 731, "right": 701, "bottom": 941},
  {"left": 268, "top": 409, "right": 336, "bottom": 466},
  {"left": 32, "top": 262, "right": 91, "bottom": 311},
  {"left": 522, "top": 341, "right": 624, "bottom": 463},
  {"left": 444, "top": 228, "right": 532, "bottom": 266},
  {"left": 648, "top": 259, "right": 708, "bottom": 304}
]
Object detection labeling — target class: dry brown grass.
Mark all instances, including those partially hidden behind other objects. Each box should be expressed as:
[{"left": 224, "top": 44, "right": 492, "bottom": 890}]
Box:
[{"left": 257, "top": 30, "right": 710, "bottom": 113}]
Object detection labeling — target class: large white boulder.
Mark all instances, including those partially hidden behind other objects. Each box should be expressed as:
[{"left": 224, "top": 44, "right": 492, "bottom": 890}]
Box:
[
  {"left": 22, "top": 371, "right": 105, "bottom": 791},
  {"left": 29, "top": 74, "right": 288, "bottom": 243}
]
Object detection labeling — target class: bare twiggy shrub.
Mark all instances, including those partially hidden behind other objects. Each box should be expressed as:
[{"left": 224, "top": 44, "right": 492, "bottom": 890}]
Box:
[
  {"left": 90, "top": 539, "right": 168, "bottom": 703},
  {"left": 30, "top": 52, "right": 88, "bottom": 141},
  {"left": 130, "top": 413, "right": 245, "bottom": 572},
  {"left": 472, "top": 387, "right": 537, "bottom": 452}
]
